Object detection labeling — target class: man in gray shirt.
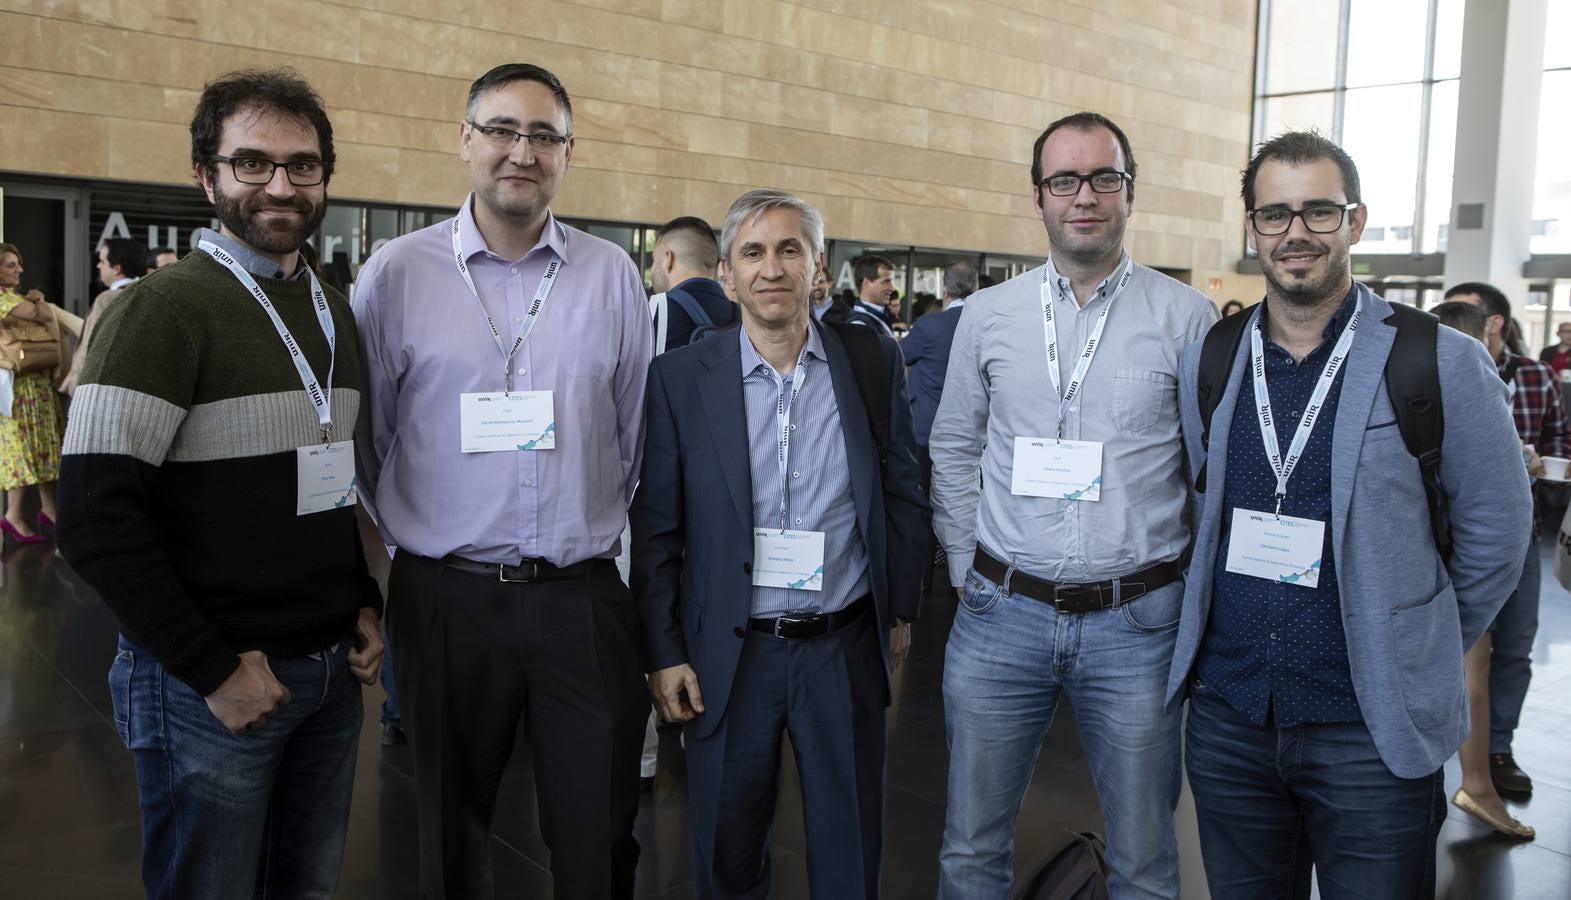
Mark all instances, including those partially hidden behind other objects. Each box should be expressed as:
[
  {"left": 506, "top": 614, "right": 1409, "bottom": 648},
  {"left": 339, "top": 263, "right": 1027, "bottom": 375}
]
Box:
[{"left": 932, "top": 112, "right": 1217, "bottom": 900}]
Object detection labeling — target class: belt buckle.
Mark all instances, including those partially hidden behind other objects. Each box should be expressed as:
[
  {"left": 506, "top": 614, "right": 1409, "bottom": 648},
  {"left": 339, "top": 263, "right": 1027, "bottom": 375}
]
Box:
[
  {"left": 1052, "top": 582, "right": 1087, "bottom": 609},
  {"left": 773, "top": 614, "right": 806, "bottom": 638},
  {"left": 498, "top": 561, "right": 537, "bottom": 584}
]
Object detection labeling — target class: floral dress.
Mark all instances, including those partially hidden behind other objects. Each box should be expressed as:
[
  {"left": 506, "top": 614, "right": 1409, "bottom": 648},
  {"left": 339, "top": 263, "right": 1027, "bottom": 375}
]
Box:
[{"left": 0, "top": 290, "right": 66, "bottom": 489}]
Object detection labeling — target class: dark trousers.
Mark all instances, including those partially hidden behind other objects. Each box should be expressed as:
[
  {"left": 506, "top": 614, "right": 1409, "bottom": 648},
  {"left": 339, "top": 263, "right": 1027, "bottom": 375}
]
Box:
[
  {"left": 684, "top": 611, "right": 887, "bottom": 900},
  {"left": 1185, "top": 683, "right": 1445, "bottom": 900},
  {"left": 387, "top": 552, "right": 649, "bottom": 900}
]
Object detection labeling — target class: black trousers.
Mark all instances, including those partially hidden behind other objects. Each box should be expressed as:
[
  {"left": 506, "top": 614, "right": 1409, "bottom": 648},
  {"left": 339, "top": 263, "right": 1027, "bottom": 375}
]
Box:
[
  {"left": 683, "top": 612, "right": 887, "bottom": 900},
  {"left": 387, "top": 552, "right": 650, "bottom": 899}
]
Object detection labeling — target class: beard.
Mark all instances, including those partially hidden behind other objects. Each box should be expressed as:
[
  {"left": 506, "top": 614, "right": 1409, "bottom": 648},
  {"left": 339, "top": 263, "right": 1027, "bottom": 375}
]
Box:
[
  {"left": 476, "top": 166, "right": 555, "bottom": 226},
  {"left": 1044, "top": 212, "right": 1127, "bottom": 269},
  {"left": 1261, "top": 239, "right": 1351, "bottom": 307},
  {"left": 212, "top": 182, "right": 325, "bottom": 256}
]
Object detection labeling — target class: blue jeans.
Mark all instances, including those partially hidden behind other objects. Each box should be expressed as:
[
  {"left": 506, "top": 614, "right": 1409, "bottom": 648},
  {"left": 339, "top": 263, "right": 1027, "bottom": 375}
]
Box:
[
  {"left": 1184, "top": 682, "right": 1445, "bottom": 900},
  {"left": 1489, "top": 538, "right": 1540, "bottom": 754},
  {"left": 109, "top": 636, "right": 364, "bottom": 900},
  {"left": 939, "top": 566, "right": 1183, "bottom": 900}
]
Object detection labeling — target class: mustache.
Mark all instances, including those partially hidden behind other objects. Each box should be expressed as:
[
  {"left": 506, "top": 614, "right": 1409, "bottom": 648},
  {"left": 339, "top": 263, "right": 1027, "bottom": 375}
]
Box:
[{"left": 1273, "top": 242, "right": 1324, "bottom": 258}]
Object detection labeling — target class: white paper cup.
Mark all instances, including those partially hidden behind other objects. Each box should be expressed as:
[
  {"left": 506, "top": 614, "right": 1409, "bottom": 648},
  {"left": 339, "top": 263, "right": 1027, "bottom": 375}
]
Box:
[{"left": 1543, "top": 456, "right": 1570, "bottom": 481}]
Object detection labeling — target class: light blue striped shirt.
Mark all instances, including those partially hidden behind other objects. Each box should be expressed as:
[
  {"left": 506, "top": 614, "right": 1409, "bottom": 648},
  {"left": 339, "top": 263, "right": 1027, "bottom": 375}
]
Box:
[{"left": 741, "top": 323, "right": 870, "bottom": 617}]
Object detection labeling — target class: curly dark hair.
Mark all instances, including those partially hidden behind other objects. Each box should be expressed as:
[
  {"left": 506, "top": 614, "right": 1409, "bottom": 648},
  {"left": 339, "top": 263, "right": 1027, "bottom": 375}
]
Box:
[{"left": 189, "top": 68, "right": 335, "bottom": 185}]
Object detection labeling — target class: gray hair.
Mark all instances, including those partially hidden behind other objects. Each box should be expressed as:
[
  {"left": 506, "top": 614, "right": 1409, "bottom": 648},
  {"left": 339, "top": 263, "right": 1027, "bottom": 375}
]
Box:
[
  {"left": 944, "top": 260, "right": 978, "bottom": 299},
  {"left": 719, "top": 189, "right": 825, "bottom": 265}
]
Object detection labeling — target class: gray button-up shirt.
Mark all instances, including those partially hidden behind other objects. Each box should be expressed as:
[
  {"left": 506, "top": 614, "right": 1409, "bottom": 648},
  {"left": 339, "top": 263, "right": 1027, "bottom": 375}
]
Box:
[
  {"left": 741, "top": 324, "right": 870, "bottom": 617},
  {"left": 929, "top": 256, "right": 1218, "bottom": 585}
]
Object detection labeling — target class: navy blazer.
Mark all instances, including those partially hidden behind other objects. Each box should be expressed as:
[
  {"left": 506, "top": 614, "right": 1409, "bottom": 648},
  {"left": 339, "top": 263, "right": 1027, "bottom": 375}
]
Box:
[
  {"left": 900, "top": 301, "right": 966, "bottom": 447},
  {"left": 1167, "top": 287, "right": 1532, "bottom": 777},
  {"left": 631, "top": 320, "right": 931, "bottom": 738}
]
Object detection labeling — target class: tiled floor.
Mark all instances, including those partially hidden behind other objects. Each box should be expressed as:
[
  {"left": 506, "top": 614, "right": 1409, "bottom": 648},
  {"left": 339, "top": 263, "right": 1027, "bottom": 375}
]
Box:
[{"left": 2, "top": 537, "right": 1568, "bottom": 898}]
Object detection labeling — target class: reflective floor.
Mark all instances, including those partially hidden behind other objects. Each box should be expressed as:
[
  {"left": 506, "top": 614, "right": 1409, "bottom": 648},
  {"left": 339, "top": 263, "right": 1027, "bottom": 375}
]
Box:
[{"left": 2, "top": 538, "right": 1569, "bottom": 898}]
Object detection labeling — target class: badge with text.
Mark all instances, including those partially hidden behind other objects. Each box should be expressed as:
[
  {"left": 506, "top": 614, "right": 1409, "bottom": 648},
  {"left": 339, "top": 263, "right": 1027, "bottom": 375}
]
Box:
[
  {"left": 1010, "top": 437, "right": 1104, "bottom": 501},
  {"left": 296, "top": 440, "right": 357, "bottom": 516},
  {"left": 460, "top": 391, "right": 555, "bottom": 452},
  {"left": 751, "top": 529, "right": 826, "bottom": 591},
  {"left": 1225, "top": 508, "right": 1327, "bottom": 588}
]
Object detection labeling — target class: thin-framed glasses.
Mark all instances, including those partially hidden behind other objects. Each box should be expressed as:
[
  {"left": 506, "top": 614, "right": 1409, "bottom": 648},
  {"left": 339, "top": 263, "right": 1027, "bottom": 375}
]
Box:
[
  {"left": 466, "top": 122, "right": 571, "bottom": 152},
  {"left": 209, "top": 155, "right": 326, "bottom": 186},
  {"left": 1249, "top": 203, "right": 1360, "bottom": 236},
  {"left": 1038, "top": 171, "right": 1132, "bottom": 197}
]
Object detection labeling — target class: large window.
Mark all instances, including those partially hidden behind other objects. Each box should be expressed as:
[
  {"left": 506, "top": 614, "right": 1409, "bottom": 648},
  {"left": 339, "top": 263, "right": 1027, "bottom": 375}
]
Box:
[
  {"left": 1531, "top": 1, "right": 1571, "bottom": 254},
  {"left": 1254, "top": 0, "right": 1463, "bottom": 255}
]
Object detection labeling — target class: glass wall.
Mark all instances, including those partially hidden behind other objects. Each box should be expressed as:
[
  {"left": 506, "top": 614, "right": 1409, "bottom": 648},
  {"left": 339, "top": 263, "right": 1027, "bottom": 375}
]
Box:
[
  {"left": 1532, "top": 0, "right": 1571, "bottom": 254},
  {"left": 1253, "top": 0, "right": 1463, "bottom": 255}
]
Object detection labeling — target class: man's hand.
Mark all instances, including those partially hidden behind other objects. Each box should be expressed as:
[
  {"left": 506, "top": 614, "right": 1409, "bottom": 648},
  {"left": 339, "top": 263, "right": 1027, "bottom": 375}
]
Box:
[
  {"left": 890, "top": 622, "right": 912, "bottom": 671},
  {"left": 347, "top": 607, "right": 384, "bottom": 685},
  {"left": 649, "top": 663, "right": 705, "bottom": 722},
  {"left": 205, "top": 651, "right": 290, "bottom": 735}
]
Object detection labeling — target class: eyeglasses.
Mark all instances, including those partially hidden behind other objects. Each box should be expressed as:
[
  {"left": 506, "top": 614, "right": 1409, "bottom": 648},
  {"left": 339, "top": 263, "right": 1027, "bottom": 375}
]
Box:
[
  {"left": 1038, "top": 171, "right": 1132, "bottom": 197},
  {"left": 467, "top": 122, "right": 571, "bottom": 152},
  {"left": 209, "top": 155, "right": 326, "bottom": 186},
  {"left": 1249, "top": 203, "right": 1360, "bottom": 236}
]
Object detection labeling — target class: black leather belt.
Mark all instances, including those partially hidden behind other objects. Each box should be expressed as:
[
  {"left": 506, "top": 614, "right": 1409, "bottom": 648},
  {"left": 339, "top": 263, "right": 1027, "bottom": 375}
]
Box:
[
  {"left": 438, "top": 554, "right": 598, "bottom": 584},
  {"left": 749, "top": 594, "right": 871, "bottom": 640},
  {"left": 972, "top": 548, "right": 1179, "bottom": 614}
]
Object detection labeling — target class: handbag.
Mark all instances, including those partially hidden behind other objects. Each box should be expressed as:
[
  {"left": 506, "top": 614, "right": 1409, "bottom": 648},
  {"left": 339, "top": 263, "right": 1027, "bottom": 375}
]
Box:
[{"left": 0, "top": 317, "right": 62, "bottom": 374}]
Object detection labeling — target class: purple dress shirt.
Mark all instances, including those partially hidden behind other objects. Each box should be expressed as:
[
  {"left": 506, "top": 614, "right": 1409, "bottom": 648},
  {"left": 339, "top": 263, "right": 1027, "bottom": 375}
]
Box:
[{"left": 353, "top": 195, "right": 653, "bottom": 566}]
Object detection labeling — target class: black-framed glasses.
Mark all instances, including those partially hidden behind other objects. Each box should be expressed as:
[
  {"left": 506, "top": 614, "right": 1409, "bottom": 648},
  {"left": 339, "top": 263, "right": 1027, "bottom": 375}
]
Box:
[
  {"left": 466, "top": 122, "right": 571, "bottom": 152},
  {"left": 1038, "top": 170, "right": 1132, "bottom": 197},
  {"left": 1249, "top": 203, "right": 1360, "bottom": 236},
  {"left": 209, "top": 155, "right": 326, "bottom": 186}
]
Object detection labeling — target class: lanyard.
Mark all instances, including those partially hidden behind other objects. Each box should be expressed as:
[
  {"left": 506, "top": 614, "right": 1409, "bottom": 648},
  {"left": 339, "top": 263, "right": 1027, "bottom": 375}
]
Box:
[
  {"left": 199, "top": 241, "right": 336, "bottom": 441},
  {"left": 1250, "top": 306, "right": 1360, "bottom": 516},
  {"left": 773, "top": 343, "right": 812, "bottom": 532},
  {"left": 451, "top": 214, "right": 560, "bottom": 394},
  {"left": 1038, "top": 259, "right": 1134, "bottom": 440}
]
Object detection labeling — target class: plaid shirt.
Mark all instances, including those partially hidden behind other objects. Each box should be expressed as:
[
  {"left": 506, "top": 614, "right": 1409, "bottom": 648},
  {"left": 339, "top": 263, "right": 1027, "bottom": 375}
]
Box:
[{"left": 1500, "top": 349, "right": 1571, "bottom": 458}]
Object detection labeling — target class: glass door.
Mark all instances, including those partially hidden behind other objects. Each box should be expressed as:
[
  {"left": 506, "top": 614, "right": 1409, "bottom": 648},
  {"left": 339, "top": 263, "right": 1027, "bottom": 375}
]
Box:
[{"left": 0, "top": 182, "right": 88, "bottom": 316}]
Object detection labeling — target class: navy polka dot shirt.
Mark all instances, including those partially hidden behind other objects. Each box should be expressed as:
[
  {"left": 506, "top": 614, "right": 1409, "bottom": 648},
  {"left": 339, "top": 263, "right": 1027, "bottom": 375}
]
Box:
[{"left": 1199, "top": 290, "right": 1364, "bottom": 728}]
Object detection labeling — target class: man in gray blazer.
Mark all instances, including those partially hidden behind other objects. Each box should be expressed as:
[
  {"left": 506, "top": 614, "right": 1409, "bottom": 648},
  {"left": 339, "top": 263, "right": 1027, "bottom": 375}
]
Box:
[{"left": 1168, "top": 131, "right": 1532, "bottom": 899}]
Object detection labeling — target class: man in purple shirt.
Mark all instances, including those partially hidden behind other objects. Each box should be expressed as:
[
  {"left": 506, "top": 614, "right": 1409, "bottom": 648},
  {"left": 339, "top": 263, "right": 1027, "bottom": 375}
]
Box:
[{"left": 352, "top": 63, "right": 653, "bottom": 900}]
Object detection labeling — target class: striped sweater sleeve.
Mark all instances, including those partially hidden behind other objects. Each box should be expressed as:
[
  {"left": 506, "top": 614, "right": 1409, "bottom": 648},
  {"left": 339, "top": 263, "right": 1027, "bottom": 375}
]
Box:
[{"left": 56, "top": 285, "right": 240, "bottom": 695}]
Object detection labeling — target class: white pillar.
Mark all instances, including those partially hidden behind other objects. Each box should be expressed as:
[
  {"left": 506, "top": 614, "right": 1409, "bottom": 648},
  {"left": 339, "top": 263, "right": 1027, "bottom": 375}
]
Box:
[{"left": 1442, "top": 0, "right": 1548, "bottom": 306}]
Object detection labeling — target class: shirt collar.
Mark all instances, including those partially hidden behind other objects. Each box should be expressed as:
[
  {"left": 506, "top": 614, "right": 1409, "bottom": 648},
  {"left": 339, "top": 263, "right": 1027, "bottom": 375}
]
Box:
[
  {"left": 108, "top": 276, "right": 138, "bottom": 290},
  {"left": 456, "top": 193, "right": 571, "bottom": 265},
  {"left": 1497, "top": 347, "right": 1521, "bottom": 372},
  {"left": 196, "top": 228, "right": 306, "bottom": 281},
  {"left": 739, "top": 321, "right": 826, "bottom": 380},
  {"left": 948, "top": 297, "right": 967, "bottom": 310},
  {"left": 1042, "top": 252, "right": 1131, "bottom": 305}
]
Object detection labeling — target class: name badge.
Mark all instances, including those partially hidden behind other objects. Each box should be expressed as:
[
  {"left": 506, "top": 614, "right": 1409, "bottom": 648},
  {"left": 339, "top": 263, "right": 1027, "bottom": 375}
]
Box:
[
  {"left": 460, "top": 391, "right": 555, "bottom": 452},
  {"left": 296, "top": 440, "right": 357, "bottom": 516},
  {"left": 1225, "top": 508, "right": 1326, "bottom": 588},
  {"left": 1010, "top": 437, "right": 1103, "bottom": 502},
  {"left": 751, "top": 528, "right": 826, "bottom": 591}
]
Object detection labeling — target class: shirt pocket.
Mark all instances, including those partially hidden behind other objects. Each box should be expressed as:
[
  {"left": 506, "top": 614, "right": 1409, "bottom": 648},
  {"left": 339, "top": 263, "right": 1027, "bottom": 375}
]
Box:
[{"left": 1110, "top": 368, "right": 1176, "bottom": 435}]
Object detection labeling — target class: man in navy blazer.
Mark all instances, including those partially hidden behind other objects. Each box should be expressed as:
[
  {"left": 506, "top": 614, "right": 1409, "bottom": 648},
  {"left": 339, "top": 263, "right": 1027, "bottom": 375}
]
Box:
[
  {"left": 631, "top": 188, "right": 930, "bottom": 899},
  {"left": 1169, "top": 131, "right": 1532, "bottom": 898}
]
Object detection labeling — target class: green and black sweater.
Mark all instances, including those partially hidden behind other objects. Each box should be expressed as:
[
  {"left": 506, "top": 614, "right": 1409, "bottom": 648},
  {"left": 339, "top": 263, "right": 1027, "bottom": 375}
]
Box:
[{"left": 57, "top": 250, "right": 382, "bottom": 696}]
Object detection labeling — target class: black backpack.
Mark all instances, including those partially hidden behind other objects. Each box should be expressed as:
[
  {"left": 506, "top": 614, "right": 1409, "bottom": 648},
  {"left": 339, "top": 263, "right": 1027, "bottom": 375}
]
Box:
[
  {"left": 1018, "top": 831, "right": 1111, "bottom": 900},
  {"left": 1195, "top": 302, "right": 1451, "bottom": 559},
  {"left": 666, "top": 286, "right": 722, "bottom": 348}
]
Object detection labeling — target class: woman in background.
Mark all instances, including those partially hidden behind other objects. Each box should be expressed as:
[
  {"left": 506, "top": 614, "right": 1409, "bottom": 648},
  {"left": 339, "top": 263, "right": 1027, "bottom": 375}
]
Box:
[{"left": 0, "top": 243, "right": 66, "bottom": 544}]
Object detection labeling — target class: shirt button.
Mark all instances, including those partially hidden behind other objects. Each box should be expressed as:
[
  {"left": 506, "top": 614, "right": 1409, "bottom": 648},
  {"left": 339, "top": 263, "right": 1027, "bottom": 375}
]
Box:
[
  {"left": 792, "top": 471, "right": 800, "bottom": 479},
  {"left": 734, "top": 626, "right": 745, "bottom": 638},
  {"left": 795, "top": 517, "right": 802, "bottom": 525},
  {"left": 514, "top": 316, "right": 523, "bottom": 324},
  {"left": 525, "top": 479, "right": 535, "bottom": 487},
  {"left": 1270, "top": 632, "right": 1279, "bottom": 640},
  {"left": 743, "top": 562, "right": 752, "bottom": 574},
  {"left": 518, "top": 368, "right": 526, "bottom": 375},
  {"left": 510, "top": 268, "right": 519, "bottom": 276}
]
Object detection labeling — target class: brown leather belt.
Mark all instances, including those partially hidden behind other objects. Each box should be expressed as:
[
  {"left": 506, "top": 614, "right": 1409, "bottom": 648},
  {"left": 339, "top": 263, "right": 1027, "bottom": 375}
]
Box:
[
  {"left": 972, "top": 548, "right": 1179, "bottom": 614},
  {"left": 749, "top": 594, "right": 871, "bottom": 640},
  {"left": 437, "top": 554, "right": 600, "bottom": 584}
]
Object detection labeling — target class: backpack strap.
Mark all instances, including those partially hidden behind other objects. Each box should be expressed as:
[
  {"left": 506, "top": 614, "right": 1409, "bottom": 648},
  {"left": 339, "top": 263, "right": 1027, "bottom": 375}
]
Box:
[
  {"left": 826, "top": 321, "right": 892, "bottom": 474},
  {"left": 1194, "top": 307, "right": 1253, "bottom": 493},
  {"left": 665, "top": 286, "right": 714, "bottom": 331},
  {"left": 1383, "top": 303, "right": 1450, "bottom": 561}
]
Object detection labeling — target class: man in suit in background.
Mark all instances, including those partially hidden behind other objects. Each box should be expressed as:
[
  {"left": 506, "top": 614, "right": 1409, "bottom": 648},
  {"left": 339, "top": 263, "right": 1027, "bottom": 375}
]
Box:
[
  {"left": 649, "top": 215, "right": 737, "bottom": 353},
  {"left": 847, "top": 253, "right": 896, "bottom": 336},
  {"left": 631, "top": 188, "right": 930, "bottom": 899},
  {"left": 1170, "top": 130, "right": 1531, "bottom": 898}
]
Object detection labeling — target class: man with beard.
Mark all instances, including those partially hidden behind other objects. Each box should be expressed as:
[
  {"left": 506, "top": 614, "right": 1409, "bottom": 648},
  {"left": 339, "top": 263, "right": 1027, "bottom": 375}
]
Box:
[
  {"left": 932, "top": 112, "right": 1216, "bottom": 899},
  {"left": 57, "top": 69, "right": 384, "bottom": 899},
  {"left": 352, "top": 63, "right": 652, "bottom": 899},
  {"left": 1170, "top": 131, "right": 1530, "bottom": 897}
]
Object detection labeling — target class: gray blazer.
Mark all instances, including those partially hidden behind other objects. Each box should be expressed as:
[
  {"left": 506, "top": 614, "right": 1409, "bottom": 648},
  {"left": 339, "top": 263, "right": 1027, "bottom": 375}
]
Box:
[{"left": 1166, "top": 285, "right": 1532, "bottom": 778}]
